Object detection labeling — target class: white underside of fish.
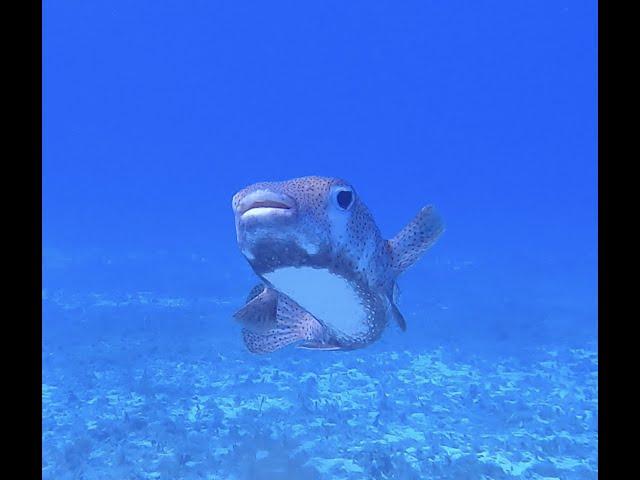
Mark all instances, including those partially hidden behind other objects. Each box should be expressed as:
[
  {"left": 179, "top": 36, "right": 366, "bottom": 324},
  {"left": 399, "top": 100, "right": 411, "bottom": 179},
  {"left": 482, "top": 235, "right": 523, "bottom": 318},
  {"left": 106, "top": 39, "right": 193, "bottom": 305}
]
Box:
[{"left": 263, "top": 266, "right": 369, "bottom": 337}]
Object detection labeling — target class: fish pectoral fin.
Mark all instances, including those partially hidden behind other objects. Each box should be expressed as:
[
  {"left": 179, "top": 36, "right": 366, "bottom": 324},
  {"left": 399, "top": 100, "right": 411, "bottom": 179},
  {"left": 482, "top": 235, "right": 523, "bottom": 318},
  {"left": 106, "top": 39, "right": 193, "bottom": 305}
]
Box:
[
  {"left": 233, "top": 287, "right": 278, "bottom": 333},
  {"left": 388, "top": 205, "right": 444, "bottom": 273},
  {"left": 240, "top": 295, "right": 326, "bottom": 354}
]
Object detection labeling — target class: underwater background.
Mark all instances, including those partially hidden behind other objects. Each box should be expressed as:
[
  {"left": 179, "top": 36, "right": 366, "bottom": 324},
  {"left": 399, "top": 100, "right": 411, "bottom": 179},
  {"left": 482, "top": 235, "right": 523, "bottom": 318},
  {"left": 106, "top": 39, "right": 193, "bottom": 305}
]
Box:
[{"left": 43, "top": 1, "right": 597, "bottom": 479}]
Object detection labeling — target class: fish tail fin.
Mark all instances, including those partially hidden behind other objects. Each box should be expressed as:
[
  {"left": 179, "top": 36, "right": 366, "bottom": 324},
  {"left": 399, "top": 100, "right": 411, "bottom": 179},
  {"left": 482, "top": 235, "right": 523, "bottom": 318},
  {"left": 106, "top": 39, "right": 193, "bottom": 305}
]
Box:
[
  {"left": 388, "top": 205, "right": 444, "bottom": 274},
  {"left": 241, "top": 296, "right": 325, "bottom": 354}
]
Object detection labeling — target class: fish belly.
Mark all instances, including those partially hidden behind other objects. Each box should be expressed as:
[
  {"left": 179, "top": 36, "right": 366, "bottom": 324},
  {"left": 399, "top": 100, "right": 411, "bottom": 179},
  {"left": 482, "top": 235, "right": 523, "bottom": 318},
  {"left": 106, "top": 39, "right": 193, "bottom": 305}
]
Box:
[{"left": 263, "top": 267, "right": 369, "bottom": 338}]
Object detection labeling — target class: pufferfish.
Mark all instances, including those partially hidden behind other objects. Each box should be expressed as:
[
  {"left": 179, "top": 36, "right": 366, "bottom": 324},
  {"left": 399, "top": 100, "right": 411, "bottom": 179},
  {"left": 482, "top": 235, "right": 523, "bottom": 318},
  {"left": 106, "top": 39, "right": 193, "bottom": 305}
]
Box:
[{"left": 231, "top": 176, "right": 443, "bottom": 354}]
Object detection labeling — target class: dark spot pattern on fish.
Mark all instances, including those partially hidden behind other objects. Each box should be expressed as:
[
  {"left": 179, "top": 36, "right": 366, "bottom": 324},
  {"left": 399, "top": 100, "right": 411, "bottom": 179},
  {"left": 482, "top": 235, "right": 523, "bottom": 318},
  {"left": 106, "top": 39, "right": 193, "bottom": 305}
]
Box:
[{"left": 231, "top": 176, "right": 444, "bottom": 353}]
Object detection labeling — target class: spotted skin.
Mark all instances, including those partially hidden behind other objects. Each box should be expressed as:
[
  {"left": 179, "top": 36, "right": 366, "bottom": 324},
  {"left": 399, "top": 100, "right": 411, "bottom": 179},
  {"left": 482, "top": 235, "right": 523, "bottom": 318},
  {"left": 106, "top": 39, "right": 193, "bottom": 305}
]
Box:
[
  {"left": 232, "top": 176, "right": 444, "bottom": 353},
  {"left": 241, "top": 290, "right": 328, "bottom": 354}
]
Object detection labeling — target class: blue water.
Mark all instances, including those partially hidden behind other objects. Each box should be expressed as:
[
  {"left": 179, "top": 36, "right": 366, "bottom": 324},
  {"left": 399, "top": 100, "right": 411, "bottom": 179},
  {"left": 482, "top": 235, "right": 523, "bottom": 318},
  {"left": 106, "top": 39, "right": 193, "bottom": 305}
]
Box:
[{"left": 43, "top": 1, "right": 597, "bottom": 479}]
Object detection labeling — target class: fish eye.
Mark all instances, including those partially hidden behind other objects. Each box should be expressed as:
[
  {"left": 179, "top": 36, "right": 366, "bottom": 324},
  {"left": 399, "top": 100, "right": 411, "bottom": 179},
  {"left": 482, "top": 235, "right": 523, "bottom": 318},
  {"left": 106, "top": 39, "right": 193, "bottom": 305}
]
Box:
[{"left": 336, "top": 188, "right": 354, "bottom": 210}]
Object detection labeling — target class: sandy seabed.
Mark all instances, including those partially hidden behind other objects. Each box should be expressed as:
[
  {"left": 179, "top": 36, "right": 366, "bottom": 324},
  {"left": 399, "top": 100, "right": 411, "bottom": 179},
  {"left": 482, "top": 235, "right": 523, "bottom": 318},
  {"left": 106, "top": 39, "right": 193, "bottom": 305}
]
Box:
[{"left": 42, "top": 293, "right": 597, "bottom": 480}]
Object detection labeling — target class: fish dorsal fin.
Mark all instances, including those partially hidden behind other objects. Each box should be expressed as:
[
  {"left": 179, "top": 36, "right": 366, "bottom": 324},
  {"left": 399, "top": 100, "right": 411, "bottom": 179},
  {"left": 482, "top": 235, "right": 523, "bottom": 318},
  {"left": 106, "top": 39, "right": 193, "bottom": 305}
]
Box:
[{"left": 388, "top": 205, "right": 444, "bottom": 274}]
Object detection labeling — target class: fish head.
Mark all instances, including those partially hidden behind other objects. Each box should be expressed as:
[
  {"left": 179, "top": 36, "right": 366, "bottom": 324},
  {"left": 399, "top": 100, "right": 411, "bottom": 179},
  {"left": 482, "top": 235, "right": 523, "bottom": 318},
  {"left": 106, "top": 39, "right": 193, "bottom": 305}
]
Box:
[{"left": 232, "top": 176, "right": 374, "bottom": 275}]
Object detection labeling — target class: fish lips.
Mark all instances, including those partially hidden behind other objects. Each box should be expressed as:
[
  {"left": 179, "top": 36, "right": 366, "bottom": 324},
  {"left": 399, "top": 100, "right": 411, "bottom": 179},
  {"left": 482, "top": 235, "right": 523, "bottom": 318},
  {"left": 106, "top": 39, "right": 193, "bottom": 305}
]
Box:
[{"left": 234, "top": 190, "right": 298, "bottom": 229}]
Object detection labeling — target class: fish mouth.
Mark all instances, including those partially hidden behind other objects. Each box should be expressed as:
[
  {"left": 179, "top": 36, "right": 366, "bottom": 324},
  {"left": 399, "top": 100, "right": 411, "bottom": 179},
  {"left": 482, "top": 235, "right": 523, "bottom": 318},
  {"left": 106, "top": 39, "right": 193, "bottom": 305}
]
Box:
[{"left": 236, "top": 190, "right": 296, "bottom": 219}]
